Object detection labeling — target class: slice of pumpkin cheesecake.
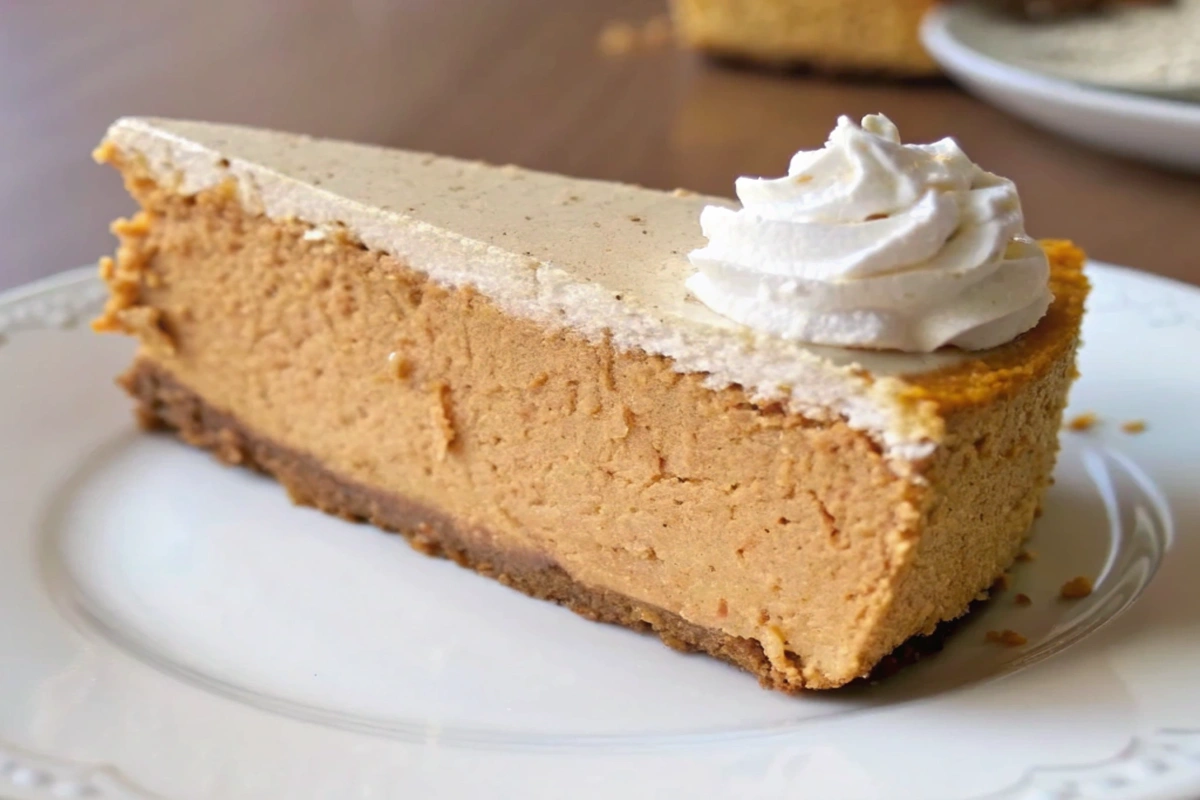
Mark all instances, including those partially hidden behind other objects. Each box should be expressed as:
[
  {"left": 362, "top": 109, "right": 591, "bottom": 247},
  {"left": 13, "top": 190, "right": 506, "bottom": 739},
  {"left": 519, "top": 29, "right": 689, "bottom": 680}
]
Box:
[{"left": 92, "top": 115, "right": 1087, "bottom": 691}]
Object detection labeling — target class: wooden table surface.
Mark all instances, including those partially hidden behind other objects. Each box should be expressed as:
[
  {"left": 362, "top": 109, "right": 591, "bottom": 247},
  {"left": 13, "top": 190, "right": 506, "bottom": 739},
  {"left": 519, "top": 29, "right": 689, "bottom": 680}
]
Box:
[{"left": 3, "top": 0, "right": 1198, "bottom": 292}]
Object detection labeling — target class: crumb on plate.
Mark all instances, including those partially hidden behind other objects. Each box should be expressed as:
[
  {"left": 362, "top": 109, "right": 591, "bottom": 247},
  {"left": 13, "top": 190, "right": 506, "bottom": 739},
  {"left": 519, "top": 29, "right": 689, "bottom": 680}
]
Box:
[
  {"left": 1015, "top": 593, "right": 1032, "bottom": 607},
  {"left": 1016, "top": 548, "right": 1037, "bottom": 563},
  {"left": 1060, "top": 575, "right": 1094, "bottom": 599},
  {"left": 1121, "top": 420, "right": 1147, "bottom": 434},
  {"left": 986, "top": 629, "right": 1028, "bottom": 646},
  {"left": 1067, "top": 411, "right": 1098, "bottom": 431}
]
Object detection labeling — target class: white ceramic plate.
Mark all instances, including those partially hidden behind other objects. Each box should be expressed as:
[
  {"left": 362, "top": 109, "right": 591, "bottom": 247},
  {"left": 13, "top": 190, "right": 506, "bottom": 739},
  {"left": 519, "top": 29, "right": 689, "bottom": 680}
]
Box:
[
  {"left": 920, "top": 4, "right": 1200, "bottom": 174},
  {"left": 1, "top": 265, "right": 1198, "bottom": 800}
]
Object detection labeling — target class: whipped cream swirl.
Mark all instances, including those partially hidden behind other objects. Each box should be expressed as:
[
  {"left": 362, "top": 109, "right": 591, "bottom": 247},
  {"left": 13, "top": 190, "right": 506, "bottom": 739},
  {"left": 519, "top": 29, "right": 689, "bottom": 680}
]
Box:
[{"left": 686, "top": 114, "right": 1052, "bottom": 352}]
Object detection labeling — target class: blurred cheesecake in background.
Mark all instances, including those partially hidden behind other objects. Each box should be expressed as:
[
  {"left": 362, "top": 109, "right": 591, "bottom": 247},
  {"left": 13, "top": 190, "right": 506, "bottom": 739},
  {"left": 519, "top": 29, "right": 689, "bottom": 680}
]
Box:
[{"left": 668, "top": 0, "right": 941, "bottom": 77}]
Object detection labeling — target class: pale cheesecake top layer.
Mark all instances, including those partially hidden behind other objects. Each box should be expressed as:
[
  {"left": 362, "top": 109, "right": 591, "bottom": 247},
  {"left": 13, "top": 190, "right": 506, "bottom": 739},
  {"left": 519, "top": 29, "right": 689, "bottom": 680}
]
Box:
[{"left": 103, "top": 117, "right": 983, "bottom": 462}]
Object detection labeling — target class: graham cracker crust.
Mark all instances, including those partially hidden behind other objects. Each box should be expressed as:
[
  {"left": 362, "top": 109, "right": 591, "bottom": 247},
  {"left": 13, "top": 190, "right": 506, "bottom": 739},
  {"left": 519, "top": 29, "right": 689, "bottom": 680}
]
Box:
[
  {"left": 121, "top": 358, "right": 961, "bottom": 693},
  {"left": 699, "top": 50, "right": 948, "bottom": 82}
]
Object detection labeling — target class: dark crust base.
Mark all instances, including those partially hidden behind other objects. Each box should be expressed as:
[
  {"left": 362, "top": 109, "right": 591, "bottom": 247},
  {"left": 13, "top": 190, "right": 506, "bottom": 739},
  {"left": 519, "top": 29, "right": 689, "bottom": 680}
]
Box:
[
  {"left": 121, "top": 359, "right": 966, "bottom": 694},
  {"left": 695, "top": 49, "right": 947, "bottom": 82}
]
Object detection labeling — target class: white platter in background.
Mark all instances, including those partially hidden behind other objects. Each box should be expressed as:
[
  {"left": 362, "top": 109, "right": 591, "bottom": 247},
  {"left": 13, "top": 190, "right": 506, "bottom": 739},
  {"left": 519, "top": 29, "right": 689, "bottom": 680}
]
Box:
[{"left": 921, "top": 3, "right": 1200, "bottom": 174}]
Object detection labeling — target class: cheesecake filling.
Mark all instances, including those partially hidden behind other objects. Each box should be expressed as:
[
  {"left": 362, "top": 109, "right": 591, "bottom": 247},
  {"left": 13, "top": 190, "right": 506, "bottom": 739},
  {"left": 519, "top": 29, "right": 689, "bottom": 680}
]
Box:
[{"left": 687, "top": 114, "right": 1052, "bottom": 352}]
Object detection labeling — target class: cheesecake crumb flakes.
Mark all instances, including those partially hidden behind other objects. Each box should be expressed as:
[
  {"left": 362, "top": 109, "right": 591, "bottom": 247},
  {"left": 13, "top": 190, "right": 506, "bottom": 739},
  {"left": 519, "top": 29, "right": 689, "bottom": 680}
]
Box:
[
  {"left": 1016, "top": 548, "right": 1037, "bottom": 562},
  {"left": 986, "top": 629, "right": 1028, "bottom": 646},
  {"left": 1121, "top": 419, "right": 1147, "bottom": 434},
  {"left": 1060, "top": 575, "right": 1094, "bottom": 599},
  {"left": 1067, "top": 411, "right": 1098, "bottom": 431},
  {"left": 598, "top": 15, "right": 675, "bottom": 56},
  {"left": 993, "top": 572, "right": 1011, "bottom": 591},
  {"left": 1015, "top": 593, "right": 1032, "bottom": 607},
  {"left": 597, "top": 21, "right": 638, "bottom": 55}
]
